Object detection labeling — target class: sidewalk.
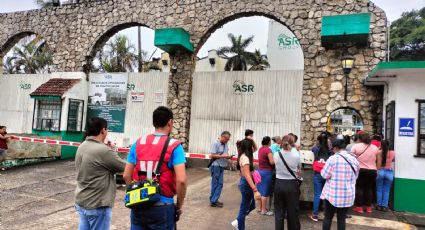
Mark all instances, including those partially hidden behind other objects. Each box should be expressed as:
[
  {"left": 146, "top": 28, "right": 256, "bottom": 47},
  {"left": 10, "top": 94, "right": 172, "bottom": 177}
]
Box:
[{"left": 0, "top": 160, "right": 419, "bottom": 230}]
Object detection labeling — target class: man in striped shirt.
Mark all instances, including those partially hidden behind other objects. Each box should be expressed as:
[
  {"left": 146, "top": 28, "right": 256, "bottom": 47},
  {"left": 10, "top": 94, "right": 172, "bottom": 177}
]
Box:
[{"left": 321, "top": 139, "right": 359, "bottom": 230}]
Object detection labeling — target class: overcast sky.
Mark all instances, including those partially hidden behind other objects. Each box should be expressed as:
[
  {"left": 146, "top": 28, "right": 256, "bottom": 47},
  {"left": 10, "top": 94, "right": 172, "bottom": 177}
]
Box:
[{"left": 1, "top": 0, "right": 424, "bottom": 58}]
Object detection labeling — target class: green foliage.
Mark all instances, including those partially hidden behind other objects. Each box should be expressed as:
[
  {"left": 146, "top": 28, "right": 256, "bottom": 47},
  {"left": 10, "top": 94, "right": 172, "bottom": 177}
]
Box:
[
  {"left": 217, "top": 33, "right": 257, "bottom": 71},
  {"left": 3, "top": 36, "right": 53, "bottom": 74},
  {"left": 248, "top": 49, "right": 270, "bottom": 71},
  {"left": 390, "top": 7, "right": 425, "bottom": 61},
  {"left": 98, "top": 35, "right": 138, "bottom": 72}
]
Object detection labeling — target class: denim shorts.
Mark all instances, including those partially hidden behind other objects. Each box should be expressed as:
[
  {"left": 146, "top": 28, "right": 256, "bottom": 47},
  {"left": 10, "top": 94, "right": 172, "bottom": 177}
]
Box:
[
  {"left": 0, "top": 149, "right": 6, "bottom": 157},
  {"left": 257, "top": 169, "right": 273, "bottom": 197}
]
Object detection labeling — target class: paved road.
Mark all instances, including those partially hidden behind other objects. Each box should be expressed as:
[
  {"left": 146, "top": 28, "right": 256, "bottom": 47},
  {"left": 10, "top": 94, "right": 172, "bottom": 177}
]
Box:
[{"left": 0, "top": 160, "right": 415, "bottom": 230}]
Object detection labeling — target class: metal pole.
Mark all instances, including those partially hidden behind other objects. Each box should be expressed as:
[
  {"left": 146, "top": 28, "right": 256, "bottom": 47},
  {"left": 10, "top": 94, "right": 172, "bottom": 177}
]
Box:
[
  {"left": 344, "top": 72, "right": 348, "bottom": 101},
  {"left": 138, "top": 26, "right": 142, "bottom": 72}
]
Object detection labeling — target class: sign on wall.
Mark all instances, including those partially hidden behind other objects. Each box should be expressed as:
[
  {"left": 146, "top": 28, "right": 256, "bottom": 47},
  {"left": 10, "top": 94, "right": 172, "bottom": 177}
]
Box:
[
  {"left": 131, "top": 91, "right": 145, "bottom": 102},
  {"left": 267, "top": 21, "right": 304, "bottom": 71},
  {"left": 87, "top": 73, "right": 128, "bottom": 133},
  {"left": 399, "top": 118, "right": 415, "bottom": 137}
]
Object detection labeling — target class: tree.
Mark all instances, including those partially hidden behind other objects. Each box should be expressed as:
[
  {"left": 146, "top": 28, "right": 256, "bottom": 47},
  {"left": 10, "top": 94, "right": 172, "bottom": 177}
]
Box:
[
  {"left": 217, "top": 33, "right": 255, "bottom": 71},
  {"left": 8, "top": 36, "right": 53, "bottom": 74},
  {"left": 248, "top": 49, "right": 270, "bottom": 71},
  {"left": 390, "top": 7, "right": 425, "bottom": 61},
  {"left": 35, "top": 0, "right": 54, "bottom": 8},
  {"left": 99, "top": 35, "right": 138, "bottom": 72},
  {"left": 3, "top": 56, "right": 18, "bottom": 74}
]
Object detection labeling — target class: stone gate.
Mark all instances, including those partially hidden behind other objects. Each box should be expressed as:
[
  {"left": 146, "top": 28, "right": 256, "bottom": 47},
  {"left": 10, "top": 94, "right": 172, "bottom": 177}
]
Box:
[{"left": 0, "top": 0, "right": 387, "bottom": 148}]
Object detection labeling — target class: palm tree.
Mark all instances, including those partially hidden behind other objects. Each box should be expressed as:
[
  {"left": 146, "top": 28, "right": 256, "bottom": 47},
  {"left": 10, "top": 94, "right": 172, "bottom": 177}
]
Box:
[
  {"left": 35, "top": 0, "right": 54, "bottom": 8},
  {"left": 11, "top": 36, "right": 53, "bottom": 74},
  {"left": 3, "top": 56, "right": 18, "bottom": 74},
  {"left": 217, "top": 33, "right": 255, "bottom": 71},
  {"left": 248, "top": 49, "right": 270, "bottom": 71},
  {"left": 99, "top": 35, "right": 137, "bottom": 72}
]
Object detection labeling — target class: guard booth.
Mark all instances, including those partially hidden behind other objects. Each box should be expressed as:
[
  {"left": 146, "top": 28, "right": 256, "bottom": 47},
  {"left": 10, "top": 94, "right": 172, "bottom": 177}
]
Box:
[
  {"left": 29, "top": 75, "right": 88, "bottom": 159},
  {"left": 364, "top": 61, "right": 425, "bottom": 214}
]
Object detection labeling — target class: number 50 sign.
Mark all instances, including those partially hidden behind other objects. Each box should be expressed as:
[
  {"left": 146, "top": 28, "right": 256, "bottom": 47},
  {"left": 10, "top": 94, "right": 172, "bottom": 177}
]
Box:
[{"left": 131, "top": 92, "right": 145, "bottom": 102}]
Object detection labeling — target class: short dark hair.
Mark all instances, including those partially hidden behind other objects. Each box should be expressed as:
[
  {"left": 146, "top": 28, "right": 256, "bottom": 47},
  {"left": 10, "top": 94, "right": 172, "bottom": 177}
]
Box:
[
  {"left": 153, "top": 106, "right": 173, "bottom": 128},
  {"left": 0, "top": 126, "right": 6, "bottom": 130},
  {"left": 332, "top": 139, "right": 346, "bottom": 149},
  {"left": 289, "top": 133, "right": 298, "bottom": 143},
  {"left": 262, "top": 136, "right": 271, "bottom": 146},
  {"left": 221, "top": 131, "right": 231, "bottom": 136},
  {"left": 85, "top": 117, "right": 107, "bottom": 138},
  {"left": 358, "top": 132, "right": 371, "bottom": 144},
  {"left": 245, "top": 129, "right": 254, "bottom": 136}
]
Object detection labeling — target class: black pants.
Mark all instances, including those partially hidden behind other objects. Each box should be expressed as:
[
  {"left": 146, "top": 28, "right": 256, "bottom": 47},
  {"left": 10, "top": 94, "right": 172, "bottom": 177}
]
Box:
[
  {"left": 355, "top": 169, "right": 377, "bottom": 207},
  {"left": 274, "top": 179, "right": 300, "bottom": 230},
  {"left": 322, "top": 200, "right": 348, "bottom": 230}
]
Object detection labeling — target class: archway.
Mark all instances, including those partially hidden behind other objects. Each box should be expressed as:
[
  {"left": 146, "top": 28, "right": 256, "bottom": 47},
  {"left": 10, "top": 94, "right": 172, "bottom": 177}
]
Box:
[
  {"left": 1, "top": 32, "right": 53, "bottom": 74},
  {"left": 86, "top": 22, "right": 163, "bottom": 73},
  {"left": 188, "top": 13, "right": 305, "bottom": 153},
  {"left": 195, "top": 14, "right": 304, "bottom": 72},
  {"left": 327, "top": 107, "right": 364, "bottom": 136}
]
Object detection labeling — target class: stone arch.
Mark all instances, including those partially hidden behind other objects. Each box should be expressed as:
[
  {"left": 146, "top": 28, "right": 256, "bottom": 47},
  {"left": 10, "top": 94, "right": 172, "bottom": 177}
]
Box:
[
  {"left": 84, "top": 22, "right": 153, "bottom": 71},
  {"left": 194, "top": 11, "right": 303, "bottom": 56},
  {"left": 327, "top": 106, "right": 365, "bottom": 135},
  {"left": 0, "top": 31, "right": 37, "bottom": 57}
]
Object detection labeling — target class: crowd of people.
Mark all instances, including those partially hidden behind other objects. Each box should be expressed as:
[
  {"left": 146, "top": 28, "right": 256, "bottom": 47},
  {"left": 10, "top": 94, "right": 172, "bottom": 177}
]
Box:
[
  {"left": 2, "top": 105, "right": 395, "bottom": 230},
  {"left": 209, "top": 129, "right": 395, "bottom": 230}
]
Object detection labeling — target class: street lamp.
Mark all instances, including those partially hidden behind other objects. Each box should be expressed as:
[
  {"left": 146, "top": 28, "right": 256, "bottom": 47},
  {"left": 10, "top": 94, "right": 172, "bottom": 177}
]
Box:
[{"left": 341, "top": 55, "right": 355, "bottom": 101}]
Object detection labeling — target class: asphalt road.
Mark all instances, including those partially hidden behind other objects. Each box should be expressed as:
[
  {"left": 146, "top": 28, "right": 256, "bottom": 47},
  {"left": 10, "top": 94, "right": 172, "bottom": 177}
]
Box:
[{"left": 0, "top": 159, "right": 414, "bottom": 230}]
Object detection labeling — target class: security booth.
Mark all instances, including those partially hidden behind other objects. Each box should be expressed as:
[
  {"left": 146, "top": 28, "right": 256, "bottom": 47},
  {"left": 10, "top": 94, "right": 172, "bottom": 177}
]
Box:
[
  {"left": 364, "top": 61, "right": 425, "bottom": 214},
  {"left": 30, "top": 76, "right": 88, "bottom": 159}
]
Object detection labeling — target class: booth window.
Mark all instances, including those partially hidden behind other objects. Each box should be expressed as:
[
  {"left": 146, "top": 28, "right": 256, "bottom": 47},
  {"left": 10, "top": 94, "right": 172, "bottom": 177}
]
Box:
[
  {"left": 67, "top": 99, "right": 84, "bottom": 132},
  {"left": 33, "top": 99, "right": 62, "bottom": 131},
  {"left": 417, "top": 100, "right": 425, "bottom": 156},
  {"left": 385, "top": 101, "right": 395, "bottom": 148}
]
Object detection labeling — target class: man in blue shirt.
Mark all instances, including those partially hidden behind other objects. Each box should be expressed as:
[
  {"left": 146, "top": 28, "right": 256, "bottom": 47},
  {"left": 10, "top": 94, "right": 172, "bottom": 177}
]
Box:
[
  {"left": 123, "top": 106, "right": 187, "bottom": 230},
  {"left": 209, "top": 131, "right": 231, "bottom": 208}
]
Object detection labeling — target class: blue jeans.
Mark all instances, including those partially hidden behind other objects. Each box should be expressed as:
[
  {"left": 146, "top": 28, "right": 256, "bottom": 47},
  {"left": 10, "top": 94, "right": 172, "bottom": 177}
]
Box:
[
  {"left": 130, "top": 204, "right": 176, "bottom": 230},
  {"left": 313, "top": 172, "right": 325, "bottom": 215},
  {"left": 75, "top": 204, "right": 112, "bottom": 230},
  {"left": 209, "top": 165, "right": 224, "bottom": 203},
  {"left": 376, "top": 169, "right": 394, "bottom": 208},
  {"left": 237, "top": 177, "right": 256, "bottom": 230}
]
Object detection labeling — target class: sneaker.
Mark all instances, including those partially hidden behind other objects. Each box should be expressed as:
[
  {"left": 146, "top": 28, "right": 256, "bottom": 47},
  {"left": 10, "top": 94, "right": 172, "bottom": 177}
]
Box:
[
  {"left": 376, "top": 206, "right": 383, "bottom": 211},
  {"left": 353, "top": 207, "right": 364, "bottom": 213},
  {"left": 310, "top": 215, "right": 319, "bottom": 222},
  {"left": 231, "top": 219, "right": 238, "bottom": 229},
  {"left": 382, "top": 207, "right": 389, "bottom": 212},
  {"left": 261, "top": 210, "right": 274, "bottom": 216},
  {"left": 210, "top": 202, "right": 223, "bottom": 208},
  {"left": 216, "top": 201, "right": 224, "bottom": 206},
  {"left": 365, "top": 207, "right": 373, "bottom": 213}
]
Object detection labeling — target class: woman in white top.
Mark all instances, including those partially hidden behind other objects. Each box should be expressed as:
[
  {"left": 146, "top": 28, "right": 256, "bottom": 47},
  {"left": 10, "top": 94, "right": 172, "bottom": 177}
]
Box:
[
  {"left": 231, "top": 139, "right": 261, "bottom": 230},
  {"left": 273, "top": 135, "right": 301, "bottom": 230}
]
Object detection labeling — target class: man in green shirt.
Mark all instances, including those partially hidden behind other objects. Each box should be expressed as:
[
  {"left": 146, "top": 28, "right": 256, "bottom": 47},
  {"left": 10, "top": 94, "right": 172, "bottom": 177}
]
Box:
[{"left": 74, "top": 117, "right": 126, "bottom": 230}]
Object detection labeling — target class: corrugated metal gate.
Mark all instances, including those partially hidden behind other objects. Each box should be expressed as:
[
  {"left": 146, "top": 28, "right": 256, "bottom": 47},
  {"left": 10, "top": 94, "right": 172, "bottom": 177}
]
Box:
[{"left": 189, "top": 70, "right": 304, "bottom": 154}]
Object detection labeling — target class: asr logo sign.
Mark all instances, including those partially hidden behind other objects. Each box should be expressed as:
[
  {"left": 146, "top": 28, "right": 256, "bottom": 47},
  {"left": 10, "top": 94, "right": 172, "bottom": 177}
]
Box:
[
  {"left": 277, "top": 34, "right": 300, "bottom": 50},
  {"left": 233, "top": 80, "right": 254, "bottom": 95}
]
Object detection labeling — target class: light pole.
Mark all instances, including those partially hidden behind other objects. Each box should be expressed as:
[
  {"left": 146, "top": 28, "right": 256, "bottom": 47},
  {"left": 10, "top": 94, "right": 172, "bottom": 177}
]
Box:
[{"left": 341, "top": 55, "right": 355, "bottom": 101}]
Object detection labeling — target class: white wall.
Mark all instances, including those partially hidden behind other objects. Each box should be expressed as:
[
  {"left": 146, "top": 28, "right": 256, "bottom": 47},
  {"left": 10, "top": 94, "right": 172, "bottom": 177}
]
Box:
[
  {"left": 195, "top": 57, "right": 228, "bottom": 72},
  {"left": 189, "top": 70, "right": 303, "bottom": 154},
  {"left": 107, "top": 72, "right": 169, "bottom": 147},
  {"left": 385, "top": 73, "right": 425, "bottom": 180},
  {"left": 267, "top": 21, "right": 304, "bottom": 70},
  {"left": 0, "top": 74, "right": 51, "bottom": 133}
]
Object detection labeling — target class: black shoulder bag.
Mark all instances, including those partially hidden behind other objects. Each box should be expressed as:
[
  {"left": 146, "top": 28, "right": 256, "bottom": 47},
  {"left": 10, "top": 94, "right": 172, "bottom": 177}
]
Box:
[
  {"left": 207, "top": 143, "right": 225, "bottom": 168},
  {"left": 124, "top": 136, "right": 171, "bottom": 208},
  {"left": 277, "top": 151, "right": 302, "bottom": 187},
  {"left": 338, "top": 154, "right": 356, "bottom": 175}
]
